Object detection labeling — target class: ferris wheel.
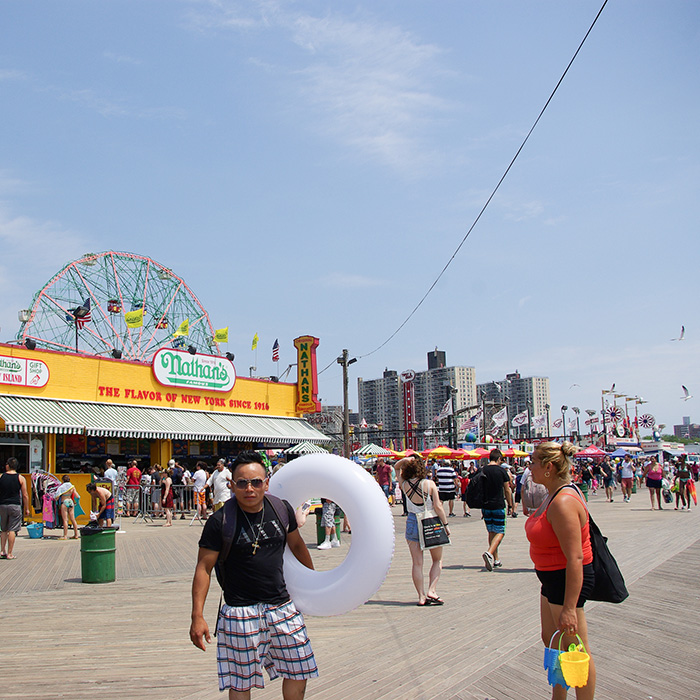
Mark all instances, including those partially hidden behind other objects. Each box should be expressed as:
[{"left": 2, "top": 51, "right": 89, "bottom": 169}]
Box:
[{"left": 17, "top": 251, "right": 220, "bottom": 363}]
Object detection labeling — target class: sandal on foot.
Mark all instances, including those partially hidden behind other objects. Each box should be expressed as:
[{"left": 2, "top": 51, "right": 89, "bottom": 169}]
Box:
[
  {"left": 416, "top": 600, "right": 429, "bottom": 606},
  {"left": 426, "top": 596, "right": 444, "bottom": 605}
]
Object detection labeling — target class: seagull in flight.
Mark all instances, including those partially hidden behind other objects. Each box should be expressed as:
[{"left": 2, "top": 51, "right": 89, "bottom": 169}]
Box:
[
  {"left": 569, "top": 383, "right": 580, "bottom": 389},
  {"left": 671, "top": 326, "right": 685, "bottom": 341},
  {"left": 681, "top": 385, "right": 693, "bottom": 401},
  {"left": 610, "top": 382, "right": 615, "bottom": 392}
]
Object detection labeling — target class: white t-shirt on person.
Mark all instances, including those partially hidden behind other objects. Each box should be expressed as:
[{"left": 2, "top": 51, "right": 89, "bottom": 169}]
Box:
[
  {"left": 192, "top": 468, "right": 207, "bottom": 493},
  {"left": 207, "top": 468, "right": 232, "bottom": 504}
]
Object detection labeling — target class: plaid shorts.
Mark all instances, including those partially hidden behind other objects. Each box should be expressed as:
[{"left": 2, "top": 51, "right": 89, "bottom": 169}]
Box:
[
  {"left": 321, "top": 501, "right": 336, "bottom": 527},
  {"left": 217, "top": 600, "right": 318, "bottom": 692}
]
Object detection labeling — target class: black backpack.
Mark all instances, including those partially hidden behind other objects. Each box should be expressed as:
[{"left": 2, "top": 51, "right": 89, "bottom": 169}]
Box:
[
  {"left": 214, "top": 494, "right": 290, "bottom": 588},
  {"left": 466, "top": 469, "right": 487, "bottom": 509}
]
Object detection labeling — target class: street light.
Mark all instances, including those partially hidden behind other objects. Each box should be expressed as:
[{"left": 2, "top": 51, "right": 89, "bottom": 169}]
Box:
[
  {"left": 561, "top": 405, "right": 568, "bottom": 439},
  {"left": 572, "top": 407, "right": 580, "bottom": 442},
  {"left": 545, "top": 403, "right": 551, "bottom": 439},
  {"left": 70, "top": 303, "right": 89, "bottom": 353},
  {"left": 585, "top": 409, "right": 596, "bottom": 439}
]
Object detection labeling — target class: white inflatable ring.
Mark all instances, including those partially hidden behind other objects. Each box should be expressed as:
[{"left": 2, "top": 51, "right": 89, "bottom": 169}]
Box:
[{"left": 268, "top": 453, "right": 395, "bottom": 616}]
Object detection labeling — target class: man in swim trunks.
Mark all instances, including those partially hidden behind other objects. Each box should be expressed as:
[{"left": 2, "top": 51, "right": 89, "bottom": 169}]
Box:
[
  {"left": 190, "top": 451, "right": 318, "bottom": 699},
  {"left": 480, "top": 449, "right": 513, "bottom": 571},
  {"left": 86, "top": 483, "right": 114, "bottom": 526}
]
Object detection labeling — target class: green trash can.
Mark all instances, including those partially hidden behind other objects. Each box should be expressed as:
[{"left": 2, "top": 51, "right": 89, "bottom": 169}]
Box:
[
  {"left": 80, "top": 526, "right": 117, "bottom": 583},
  {"left": 578, "top": 482, "right": 589, "bottom": 502},
  {"left": 314, "top": 508, "right": 342, "bottom": 546}
]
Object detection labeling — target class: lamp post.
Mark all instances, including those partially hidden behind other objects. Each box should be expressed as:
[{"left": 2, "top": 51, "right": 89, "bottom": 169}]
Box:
[
  {"left": 545, "top": 403, "right": 551, "bottom": 439},
  {"left": 561, "top": 405, "right": 568, "bottom": 439},
  {"left": 70, "top": 304, "right": 89, "bottom": 353},
  {"left": 572, "top": 407, "right": 580, "bottom": 443},
  {"left": 337, "top": 349, "right": 357, "bottom": 458},
  {"left": 585, "top": 409, "right": 596, "bottom": 440}
]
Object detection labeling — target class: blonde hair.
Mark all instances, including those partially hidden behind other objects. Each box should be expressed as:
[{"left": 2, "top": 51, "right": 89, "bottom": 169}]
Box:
[{"left": 533, "top": 441, "right": 578, "bottom": 479}]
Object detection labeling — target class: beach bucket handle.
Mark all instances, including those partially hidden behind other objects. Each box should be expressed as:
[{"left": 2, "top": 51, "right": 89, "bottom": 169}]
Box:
[
  {"left": 558, "top": 633, "right": 586, "bottom": 654},
  {"left": 548, "top": 630, "right": 564, "bottom": 648}
]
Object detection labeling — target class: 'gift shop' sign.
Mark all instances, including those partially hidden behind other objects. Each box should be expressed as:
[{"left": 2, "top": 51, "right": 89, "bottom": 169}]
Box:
[{"left": 0, "top": 354, "right": 49, "bottom": 388}]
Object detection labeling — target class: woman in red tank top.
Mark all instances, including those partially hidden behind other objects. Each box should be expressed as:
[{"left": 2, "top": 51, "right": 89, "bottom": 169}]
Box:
[{"left": 525, "top": 441, "right": 596, "bottom": 699}]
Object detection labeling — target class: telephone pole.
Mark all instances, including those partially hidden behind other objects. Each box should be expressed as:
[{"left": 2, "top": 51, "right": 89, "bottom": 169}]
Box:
[{"left": 337, "top": 349, "right": 357, "bottom": 458}]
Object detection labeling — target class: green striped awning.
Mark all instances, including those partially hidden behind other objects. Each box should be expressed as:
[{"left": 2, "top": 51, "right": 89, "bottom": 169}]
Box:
[{"left": 0, "top": 394, "right": 331, "bottom": 444}]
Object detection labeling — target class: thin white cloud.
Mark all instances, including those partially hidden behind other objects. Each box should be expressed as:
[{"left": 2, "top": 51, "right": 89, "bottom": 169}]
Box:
[
  {"left": 0, "top": 69, "right": 26, "bottom": 81},
  {"left": 103, "top": 51, "right": 142, "bottom": 66},
  {"left": 187, "top": 1, "right": 454, "bottom": 172},
  {"left": 51, "top": 87, "right": 187, "bottom": 120}
]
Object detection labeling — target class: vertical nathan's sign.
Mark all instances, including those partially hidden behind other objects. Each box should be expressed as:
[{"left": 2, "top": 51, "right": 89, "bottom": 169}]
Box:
[{"left": 294, "top": 336, "right": 321, "bottom": 413}]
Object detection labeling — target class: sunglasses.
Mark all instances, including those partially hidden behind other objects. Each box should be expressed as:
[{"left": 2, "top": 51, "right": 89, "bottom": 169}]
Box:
[{"left": 233, "top": 478, "right": 266, "bottom": 489}]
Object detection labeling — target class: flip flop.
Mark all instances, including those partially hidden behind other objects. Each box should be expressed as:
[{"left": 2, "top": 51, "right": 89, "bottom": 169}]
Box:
[
  {"left": 416, "top": 600, "right": 429, "bottom": 606},
  {"left": 6, "top": 554, "right": 16, "bottom": 559},
  {"left": 426, "top": 596, "right": 444, "bottom": 605},
  {"left": 0, "top": 553, "right": 7, "bottom": 559}
]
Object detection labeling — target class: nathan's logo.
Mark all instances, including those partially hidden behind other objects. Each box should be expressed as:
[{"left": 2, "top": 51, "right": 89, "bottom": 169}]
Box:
[
  {"left": 0, "top": 353, "right": 50, "bottom": 388},
  {"left": 294, "top": 336, "right": 321, "bottom": 413},
  {"left": 152, "top": 348, "right": 236, "bottom": 392},
  {"left": 0, "top": 358, "right": 22, "bottom": 372}
]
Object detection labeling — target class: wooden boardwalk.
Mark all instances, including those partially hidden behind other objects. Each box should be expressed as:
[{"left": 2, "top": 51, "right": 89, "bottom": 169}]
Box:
[{"left": 1, "top": 489, "right": 699, "bottom": 700}]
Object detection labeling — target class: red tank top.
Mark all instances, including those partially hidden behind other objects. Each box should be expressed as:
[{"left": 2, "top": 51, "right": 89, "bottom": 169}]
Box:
[{"left": 525, "top": 485, "right": 593, "bottom": 571}]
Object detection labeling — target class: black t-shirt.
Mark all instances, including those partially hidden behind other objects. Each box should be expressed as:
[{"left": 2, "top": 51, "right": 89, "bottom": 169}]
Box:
[
  {"left": 199, "top": 498, "right": 297, "bottom": 606},
  {"left": 601, "top": 463, "right": 613, "bottom": 478},
  {"left": 482, "top": 462, "right": 510, "bottom": 510},
  {"left": 172, "top": 467, "right": 184, "bottom": 485}
]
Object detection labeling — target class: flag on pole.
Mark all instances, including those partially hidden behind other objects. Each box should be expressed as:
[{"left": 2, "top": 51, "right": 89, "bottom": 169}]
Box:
[
  {"left": 459, "top": 410, "right": 482, "bottom": 432},
  {"left": 124, "top": 308, "right": 144, "bottom": 328},
  {"left": 434, "top": 399, "right": 453, "bottom": 422},
  {"left": 568, "top": 418, "right": 577, "bottom": 432},
  {"left": 76, "top": 298, "right": 91, "bottom": 328},
  {"left": 214, "top": 327, "right": 229, "bottom": 343},
  {"left": 272, "top": 339, "right": 280, "bottom": 362},
  {"left": 531, "top": 414, "right": 546, "bottom": 429},
  {"left": 511, "top": 410, "right": 529, "bottom": 427},
  {"left": 552, "top": 418, "right": 563, "bottom": 429},
  {"left": 492, "top": 406, "right": 508, "bottom": 428},
  {"left": 251, "top": 333, "right": 259, "bottom": 350},
  {"left": 173, "top": 319, "right": 189, "bottom": 337}
]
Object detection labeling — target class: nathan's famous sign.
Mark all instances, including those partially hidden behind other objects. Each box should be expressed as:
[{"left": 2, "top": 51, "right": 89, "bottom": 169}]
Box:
[
  {"left": 152, "top": 348, "right": 236, "bottom": 392},
  {"left": 294, "top": 335, "right": 321, "bottom": 413}
]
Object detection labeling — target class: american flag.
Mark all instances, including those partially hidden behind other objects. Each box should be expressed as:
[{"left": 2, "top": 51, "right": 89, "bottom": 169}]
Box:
[
  {"left": 272, "top": 338, "right": 280, "bottom": 362},
  {"left": 75, "top": 298, "right": 91, "bottom": 327},
  {"left": 459, "top": 410, "right": 482, "bottom": 432}
]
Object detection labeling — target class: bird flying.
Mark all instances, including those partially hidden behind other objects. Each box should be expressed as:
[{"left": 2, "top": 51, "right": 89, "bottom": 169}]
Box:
[
  {"left": 569, "top": 383, "right": 580, "bottom": 389},
  {"left": 681, "top": 385, "right": 693, "bottom": 401},
  {"left": 671, "top": 326, "right": 685, "bottom": 341}
]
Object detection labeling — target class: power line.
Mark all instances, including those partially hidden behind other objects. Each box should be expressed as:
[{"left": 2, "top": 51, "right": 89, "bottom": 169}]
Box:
[{"left": 356, "top": 0, "right": 609, "bottom": 361}]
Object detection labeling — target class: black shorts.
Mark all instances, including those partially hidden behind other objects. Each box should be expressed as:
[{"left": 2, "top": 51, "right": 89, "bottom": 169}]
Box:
[
  {"left": 438, "top": 490, "right": 456, "bottom": 502},
  {"left": 536, "top": 563, "right": 595, "bottom": 607}
]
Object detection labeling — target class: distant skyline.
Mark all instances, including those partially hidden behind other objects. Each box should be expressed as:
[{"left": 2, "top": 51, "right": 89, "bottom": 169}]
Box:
[{"left": 1, "top": 1, "right": 698, "bottom": 431}]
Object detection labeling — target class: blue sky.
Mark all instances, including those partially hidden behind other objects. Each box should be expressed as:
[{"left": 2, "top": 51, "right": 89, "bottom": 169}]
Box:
[{"left": 1, "top": 1, "right": 698, "bottom": 432}]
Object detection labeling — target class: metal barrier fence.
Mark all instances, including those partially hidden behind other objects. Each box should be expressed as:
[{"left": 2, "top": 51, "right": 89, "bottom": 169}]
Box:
[{"left": 123, "top": 484, "right": 202, "bottom": 520}]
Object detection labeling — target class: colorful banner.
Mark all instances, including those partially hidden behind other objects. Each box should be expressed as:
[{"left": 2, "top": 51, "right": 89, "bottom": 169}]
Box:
[{"left": 124, "top": 308, "right": 144, "bottom": 328}]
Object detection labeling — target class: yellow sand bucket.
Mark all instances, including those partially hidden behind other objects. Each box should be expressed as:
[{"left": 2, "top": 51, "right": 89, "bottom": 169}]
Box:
[{"left": 558, "top": 634, "right": 590, "bottom": 688}]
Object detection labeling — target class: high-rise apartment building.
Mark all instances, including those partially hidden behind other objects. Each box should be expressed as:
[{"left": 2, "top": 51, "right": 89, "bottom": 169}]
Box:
[
  {"left": 357, "top": 352, "right": 476, "bottom": 445},
  {"left": 477, "top": 371, "right": 550, "bottom": 438}
]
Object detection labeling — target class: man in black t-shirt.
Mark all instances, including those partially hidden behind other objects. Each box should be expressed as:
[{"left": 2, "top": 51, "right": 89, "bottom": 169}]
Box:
[
  {"left": 190, "top": 451, "right": 318, "bottom": 698},
  {"left": 481, "top": 449, "right": 513, "bottom": 571}
]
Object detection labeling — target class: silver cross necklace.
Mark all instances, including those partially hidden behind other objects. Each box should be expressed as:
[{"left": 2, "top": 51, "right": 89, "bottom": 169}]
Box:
[{"left": 241, "top": 507, "right": 266, "bottom": 555}]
